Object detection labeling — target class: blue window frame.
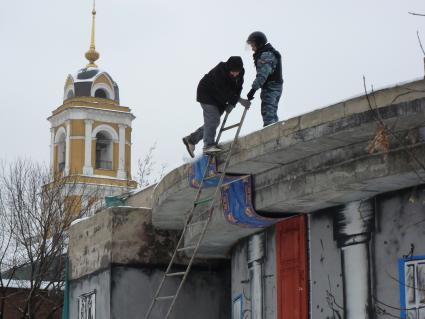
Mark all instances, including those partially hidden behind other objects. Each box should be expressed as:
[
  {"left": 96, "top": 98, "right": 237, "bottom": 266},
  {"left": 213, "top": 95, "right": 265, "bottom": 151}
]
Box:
[{"left": 399, "top": 256, "right": 425, "bottom": 319}]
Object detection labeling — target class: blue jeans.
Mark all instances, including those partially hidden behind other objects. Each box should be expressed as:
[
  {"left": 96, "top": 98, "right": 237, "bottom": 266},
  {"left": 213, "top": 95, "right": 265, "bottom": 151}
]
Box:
[{"left": 187, "top": 103, "right": 221, "bottom": 147}]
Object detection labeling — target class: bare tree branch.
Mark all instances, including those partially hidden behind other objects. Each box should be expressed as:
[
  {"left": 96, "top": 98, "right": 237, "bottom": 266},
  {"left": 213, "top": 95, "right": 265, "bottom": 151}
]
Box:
[
  {"left": 417, "top": 30, "right": 425, "bottom": 56},
  {"left": 136, "top": 143, "right": 168, "bottom": 188},
  {"left": 409, "top": 12, "right": 425, "bottom": 17},
  {"left": 0, "top": 159, "right": 100, "bottom": 318},
  {"left": 363, "top": 77, "right": 425, "bottom": 184}
]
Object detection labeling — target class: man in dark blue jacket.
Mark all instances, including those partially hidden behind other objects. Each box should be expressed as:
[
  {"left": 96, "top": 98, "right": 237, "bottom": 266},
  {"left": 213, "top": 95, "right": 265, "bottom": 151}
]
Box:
[
  {"left": 183, "top": 56, "right": 251, "bottom": 157},
  {"left": 246, "top": 31, "right": 283, "bottom": 127}
]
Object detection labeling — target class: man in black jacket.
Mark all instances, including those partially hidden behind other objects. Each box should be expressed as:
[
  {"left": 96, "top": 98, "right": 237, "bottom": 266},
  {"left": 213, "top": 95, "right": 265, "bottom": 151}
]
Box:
[{"left": 183, "top": 56, "right": 251, "bottom": 157}]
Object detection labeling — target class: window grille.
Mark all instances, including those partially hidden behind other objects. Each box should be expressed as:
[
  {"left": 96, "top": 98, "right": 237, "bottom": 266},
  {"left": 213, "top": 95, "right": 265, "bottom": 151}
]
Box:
[
  {"left": 399, "top": 257, "right": 425, "bottom": 319},
  {"left": 78, "top": 290, "right": 96, "bottom": 319}
]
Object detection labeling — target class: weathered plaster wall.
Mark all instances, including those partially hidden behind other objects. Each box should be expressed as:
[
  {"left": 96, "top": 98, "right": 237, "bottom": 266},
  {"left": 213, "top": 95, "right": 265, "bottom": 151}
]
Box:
[
  {"left": 69, "top": 207, "right": 180, "bottom": 280},
  {"left": 308, "top": 185, "right": 425, "bottom": 319},
  {"left": 111, "top": 266, "right": 230, "bottom": 319},
  {"left": 69, "top": 206, "right": 230, "bottom": 318},
  {"left": 69, "top": 265, "right": 229, "bottom": 319},
  {"left": 231, "top": 228, "right": 277, "bottom": 318},
  {"left": 309, "top": 211, "right": 344, "bottom": 318},
  {"left": 69, "top": 269, "right": 111, "bottom": 319},
  {"left": 126, "top": 184, "right": 155, "bottom": 208},
  {"left": 373, "top": 186, "right": 425, "bottom": 318}
]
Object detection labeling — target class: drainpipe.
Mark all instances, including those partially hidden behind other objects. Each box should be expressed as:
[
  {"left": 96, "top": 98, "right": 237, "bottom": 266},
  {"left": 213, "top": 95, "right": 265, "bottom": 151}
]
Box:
[
  {"left": 248, "top": 232, "right": 265, "bottom": 319},
  {"left": 334, "top": 200, "right": 374, "bottom": 319},
  {"left": 62, "top": 256, "right": 69, "bottom": 319}
]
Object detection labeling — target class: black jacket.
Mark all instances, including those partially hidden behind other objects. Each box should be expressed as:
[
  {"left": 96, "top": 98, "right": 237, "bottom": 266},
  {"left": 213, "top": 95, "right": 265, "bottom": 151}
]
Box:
[
  {"left": 253, "top": 43, "right": 283, "bottom": 84},
  {"left": 197, "top": 62, "right": 244, "bottom": 113}
]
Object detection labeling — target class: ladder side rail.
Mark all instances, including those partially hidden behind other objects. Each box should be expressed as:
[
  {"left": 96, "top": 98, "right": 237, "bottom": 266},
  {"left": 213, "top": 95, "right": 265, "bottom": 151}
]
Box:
[
  {"left": 215, "top": 110, "right": 230, "bottom": 144},
  {"left": 189, "top": 106, "right": 248, "bottom": 234},
  {"left": 164, "top": 107, "right": 249, "bottom": 318},
  {"left": 200, "top": 107, "right": 248, "bottom": 209},
  {"left": 165, "top": 207, "right": 215, "bottom": 318},
  {"left": 143, "top": 213, "right": 192, "bottom": 319},
  {"left": 189, "top": 154, "right": 216, "bottom": 221},
  {"left": 144, "top": 156, "right": 214, "bottom": 319},
  {"left": 147, "top": 107, "right": 249, "bottom": 319}
]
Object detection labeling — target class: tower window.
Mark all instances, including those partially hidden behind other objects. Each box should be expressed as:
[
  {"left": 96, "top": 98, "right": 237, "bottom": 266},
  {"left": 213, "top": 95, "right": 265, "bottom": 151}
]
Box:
[
  {"left": 77, "top": 68, "right": 99, "bottom": 80},
  {"left": 66, "top": 90, "right": 75, "bottom": 100},
  {"left": 95, "top": 132, "right": 113, "bottom": 169},
  {"left": 94, "top": 89, "right": 108, "bottom": 99},
  {"left": 57, "top": 133, "right": 66, "bottom": 173}
]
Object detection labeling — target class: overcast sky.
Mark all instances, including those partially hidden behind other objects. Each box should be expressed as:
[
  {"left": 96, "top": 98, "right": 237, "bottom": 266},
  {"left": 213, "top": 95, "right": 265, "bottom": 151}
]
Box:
[{"left": 1, "top": 0, "right": 424, "bottom": 181}]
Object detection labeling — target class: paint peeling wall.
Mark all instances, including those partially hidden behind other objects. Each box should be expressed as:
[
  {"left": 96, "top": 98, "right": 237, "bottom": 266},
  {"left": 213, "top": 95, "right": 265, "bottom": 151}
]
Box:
[
  {"left": 231, "top": 228, "right": 277, "bottom": 319},
  {"left": 309, "top": 212, "right": 344, "bottom": 318}
]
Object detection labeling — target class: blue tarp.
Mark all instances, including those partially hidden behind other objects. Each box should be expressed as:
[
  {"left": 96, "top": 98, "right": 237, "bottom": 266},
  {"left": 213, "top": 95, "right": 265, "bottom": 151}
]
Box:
[
  {"left": 221, "top": 175, "right": 282, "bottom": 228},
  {"left": 188, "top": 156, "right": 284, "bottom": 228},
  {"left": 188, "top": 155, "right": 237, "bottom": 188}
]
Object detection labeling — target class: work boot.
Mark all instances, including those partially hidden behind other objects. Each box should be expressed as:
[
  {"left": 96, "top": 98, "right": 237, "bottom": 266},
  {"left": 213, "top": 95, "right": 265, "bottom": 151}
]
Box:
[
  {"left": 203, "top": 145, "right": 223, "bottom": 155},
  {"left": 182, "top": 137, "right": 195, "bottom": 158}
]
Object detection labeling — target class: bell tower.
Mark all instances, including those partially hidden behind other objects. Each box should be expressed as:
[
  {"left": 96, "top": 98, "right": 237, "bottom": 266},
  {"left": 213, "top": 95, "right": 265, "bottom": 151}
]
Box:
[{"left": 48, "top": 2, "right": 137, "bottom": 202}]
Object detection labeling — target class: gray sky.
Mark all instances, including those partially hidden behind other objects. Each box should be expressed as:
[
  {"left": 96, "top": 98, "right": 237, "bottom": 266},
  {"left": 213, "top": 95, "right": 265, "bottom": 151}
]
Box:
[{"left": 1, "top": 0, "right": 424, "bottom": 180}]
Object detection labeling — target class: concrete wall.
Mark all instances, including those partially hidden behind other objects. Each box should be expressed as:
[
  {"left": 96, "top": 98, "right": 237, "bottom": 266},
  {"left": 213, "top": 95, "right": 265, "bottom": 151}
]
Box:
[
  {"left": 307, "top": 185, "right": 425, "bottom": 319},
  {"left": 373, "top": 186, "right": 425, "bottom": 318},
  {"left": 231, "top": 228, "right": 277, "bottom": 319},
  {"left": 111, "top": 265, "right": 230, "bottom": 319},
  {"left": 69, "top": 265, "right": 229, "bottom": 319},
  {"left": 309, "top": 211, "right": 344, "bottom": 318},
  {"left": 70, "top": 269, "right": 111, "bottom": 319},
  {"left": 69, "top": 206, "right": 230, "bottom": 319},
  {"left": 126, "top": 184, "right": 155, "bottom": 208},
  {"left": 69, "top": 207, "right": 181, "bottom": 280}
]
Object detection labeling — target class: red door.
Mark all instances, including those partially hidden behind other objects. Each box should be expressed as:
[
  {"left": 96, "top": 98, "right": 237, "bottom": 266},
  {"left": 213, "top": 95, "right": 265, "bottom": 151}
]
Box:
[{"left": 276, "top": 215, "right": 308, "bottom": 319}]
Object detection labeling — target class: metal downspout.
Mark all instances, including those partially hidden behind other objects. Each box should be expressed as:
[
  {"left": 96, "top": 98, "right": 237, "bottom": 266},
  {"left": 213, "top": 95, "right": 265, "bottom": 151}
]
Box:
[
  {"left": 248, "top": 233, "right": 266, "bottom": 319},
  {"left": 61, "top": 257, "right": 69, "bottom": 319}
]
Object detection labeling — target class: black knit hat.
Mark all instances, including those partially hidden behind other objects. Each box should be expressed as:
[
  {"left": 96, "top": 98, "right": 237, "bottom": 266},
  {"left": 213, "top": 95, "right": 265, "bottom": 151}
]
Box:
[{"left": 226, "top": 56, "right": 243, "bottom": 71}]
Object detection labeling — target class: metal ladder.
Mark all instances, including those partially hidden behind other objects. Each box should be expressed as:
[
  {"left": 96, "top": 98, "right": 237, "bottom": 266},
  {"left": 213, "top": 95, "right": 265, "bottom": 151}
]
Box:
[{"left": 144, "top": 106, "right": 249, "bottom": 319}]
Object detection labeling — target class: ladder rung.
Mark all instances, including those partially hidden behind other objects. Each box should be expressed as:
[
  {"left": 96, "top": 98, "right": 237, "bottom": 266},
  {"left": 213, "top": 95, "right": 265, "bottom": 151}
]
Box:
[
  {"left": 177, "top": 245, "right": 196, "bottom": 252},
  {"left": 194, "top": 197, "right": 214, "bottom": 205},
  {"left": 221, "top": 123, "right": 240, "bottom": 132},
  {"left": 189, "top": 220, "right": 208, "bottom": 228},
  {"left": 156, "top": 295, "right": 175, "bottom": 301},
  {"left": 204, "top": 175, "right": 218, "bottom": 180},
  {"left": 166, "top": 272, "right": 186, "bottom": 277},
  {"left": 197, "top": 208, "right": 212, "bottom": 217}
]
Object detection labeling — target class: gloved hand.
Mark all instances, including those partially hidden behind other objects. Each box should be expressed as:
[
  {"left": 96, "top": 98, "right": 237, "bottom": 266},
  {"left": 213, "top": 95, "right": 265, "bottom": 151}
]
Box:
[
  {"left": 226, "top": 104, "right": 235, "bottom": 113},
  {"left": 247, "top": 89, "right": 256, "bottom": 101},
  {"left": 238, "top": 98, "right": 251, "bottom": 108}
]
